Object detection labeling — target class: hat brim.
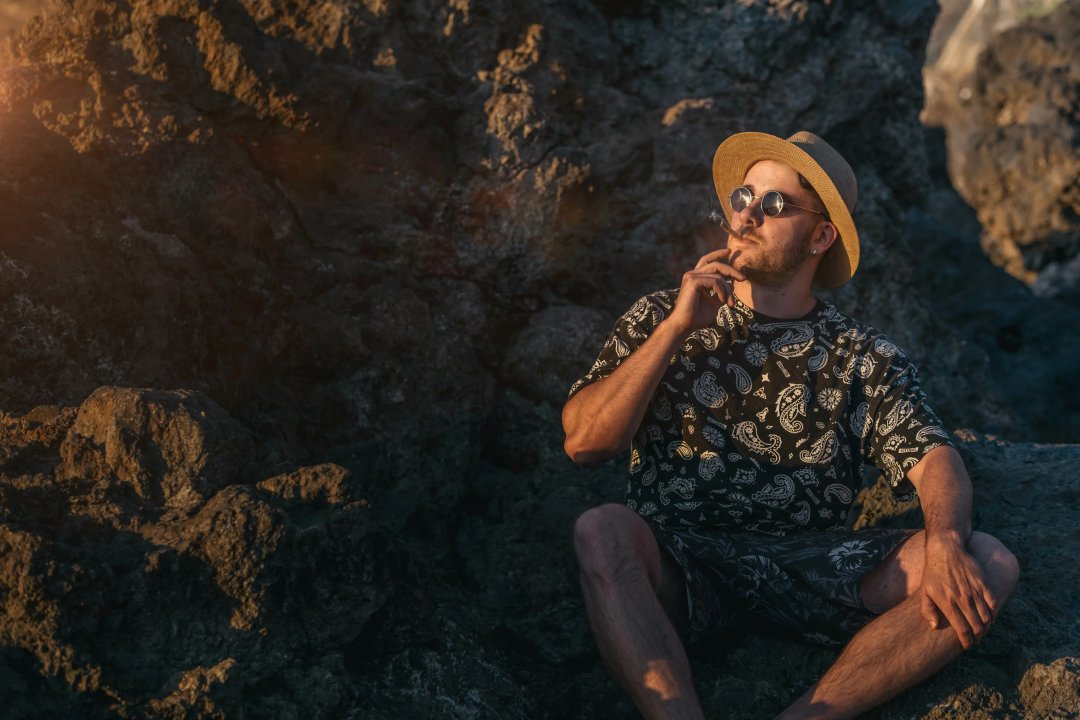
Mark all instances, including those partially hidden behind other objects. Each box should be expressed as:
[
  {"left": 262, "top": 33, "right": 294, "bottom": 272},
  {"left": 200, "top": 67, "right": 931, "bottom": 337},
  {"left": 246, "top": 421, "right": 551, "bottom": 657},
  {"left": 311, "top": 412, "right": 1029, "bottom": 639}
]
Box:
[{"left": 712, "top": 132, "right": 859, "bottom": 289}]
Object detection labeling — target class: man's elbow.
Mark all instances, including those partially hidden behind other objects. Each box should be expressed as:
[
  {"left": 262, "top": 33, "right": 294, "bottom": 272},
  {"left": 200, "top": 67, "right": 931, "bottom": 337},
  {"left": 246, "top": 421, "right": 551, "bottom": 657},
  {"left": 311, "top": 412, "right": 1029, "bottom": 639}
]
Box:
[
  {"left": 563, "top": 434, "right": 596, "bottom": 465},
  {"left": 561, "top": 394, "right": 625, "bottom": 465},
  {"left": 562, "top": 434, "right": 620, "bottom": 466},
  {"left": 561, "top": 400, "right": 595, "bottom": 464}
]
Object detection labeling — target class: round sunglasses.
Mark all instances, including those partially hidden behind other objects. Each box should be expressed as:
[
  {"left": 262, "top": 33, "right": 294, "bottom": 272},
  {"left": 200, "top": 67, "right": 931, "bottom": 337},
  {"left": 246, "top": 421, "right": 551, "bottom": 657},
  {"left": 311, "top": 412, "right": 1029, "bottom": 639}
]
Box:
[{"left": 729, "top": 186, "right": 828, "bottom": 219}]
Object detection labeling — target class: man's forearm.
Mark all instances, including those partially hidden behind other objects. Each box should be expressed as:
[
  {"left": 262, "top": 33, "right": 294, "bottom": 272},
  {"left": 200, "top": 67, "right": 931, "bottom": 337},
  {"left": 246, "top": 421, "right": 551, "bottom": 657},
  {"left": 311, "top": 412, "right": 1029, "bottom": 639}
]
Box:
[
  {"left": 910, "top": 446, "right": 973, "bottom": 544},
  {"left": 562, "top": 319, "right": 689, "bottom": 464},
  {"left": 908, "top": 445, "right": 1002, "bottom": 645}
]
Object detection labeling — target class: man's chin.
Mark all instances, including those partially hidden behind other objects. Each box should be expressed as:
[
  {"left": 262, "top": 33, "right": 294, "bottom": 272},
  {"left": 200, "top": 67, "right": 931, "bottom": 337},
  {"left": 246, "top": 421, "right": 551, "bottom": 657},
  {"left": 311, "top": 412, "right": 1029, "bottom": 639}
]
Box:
[{"left": 735, "top": 263, "right": 783, "bottom": 287}]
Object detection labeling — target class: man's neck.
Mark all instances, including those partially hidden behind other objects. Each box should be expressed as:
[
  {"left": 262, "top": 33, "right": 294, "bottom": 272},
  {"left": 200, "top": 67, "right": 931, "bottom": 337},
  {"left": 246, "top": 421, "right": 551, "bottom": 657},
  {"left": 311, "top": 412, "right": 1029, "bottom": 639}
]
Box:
[{"left": 732, "top": 280, "right": 818, "bottom": 319}]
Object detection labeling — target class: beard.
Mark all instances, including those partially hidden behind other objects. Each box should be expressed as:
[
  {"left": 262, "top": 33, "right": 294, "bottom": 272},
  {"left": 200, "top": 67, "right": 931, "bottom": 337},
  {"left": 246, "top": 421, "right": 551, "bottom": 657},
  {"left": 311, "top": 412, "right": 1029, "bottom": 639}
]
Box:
[{"left": 729, "top": 227, "right": 815, "bottom": 287}]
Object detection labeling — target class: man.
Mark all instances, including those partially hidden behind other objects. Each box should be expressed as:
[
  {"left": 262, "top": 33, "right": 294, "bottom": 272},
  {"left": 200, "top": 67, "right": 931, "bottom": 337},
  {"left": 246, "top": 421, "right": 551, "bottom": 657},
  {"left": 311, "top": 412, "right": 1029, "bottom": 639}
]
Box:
[{"left": 562, "top": 131, "right": 1019, "bottom": 719}]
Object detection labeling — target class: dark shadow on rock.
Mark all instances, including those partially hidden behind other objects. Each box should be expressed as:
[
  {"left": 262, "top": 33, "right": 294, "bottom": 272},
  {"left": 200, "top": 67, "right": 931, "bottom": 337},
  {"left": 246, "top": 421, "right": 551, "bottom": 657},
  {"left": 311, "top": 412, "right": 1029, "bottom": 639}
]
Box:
[
  {"left": 909, "top": 126, "right": 1080, "bottom": 442},
  {"left": 0, "top": 645, "right": 114, "bottom": 720},
  {"left": 45, "top": 521, "right": 238, "bottom": 703}
]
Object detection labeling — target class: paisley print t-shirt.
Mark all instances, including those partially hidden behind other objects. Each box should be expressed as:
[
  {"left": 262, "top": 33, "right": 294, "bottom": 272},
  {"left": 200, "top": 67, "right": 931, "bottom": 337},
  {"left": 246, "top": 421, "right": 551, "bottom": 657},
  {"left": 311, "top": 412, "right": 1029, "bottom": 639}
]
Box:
[{"left": 568, "top": 289, "right": 954, "bottom": 536}]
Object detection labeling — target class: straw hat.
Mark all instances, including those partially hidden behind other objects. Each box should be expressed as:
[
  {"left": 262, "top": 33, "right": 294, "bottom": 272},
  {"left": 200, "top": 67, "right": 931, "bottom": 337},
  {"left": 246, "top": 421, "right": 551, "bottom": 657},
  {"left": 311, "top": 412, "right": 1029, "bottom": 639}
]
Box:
[{"left": 711, "top": 131, "right": 859, "bottom": 289}]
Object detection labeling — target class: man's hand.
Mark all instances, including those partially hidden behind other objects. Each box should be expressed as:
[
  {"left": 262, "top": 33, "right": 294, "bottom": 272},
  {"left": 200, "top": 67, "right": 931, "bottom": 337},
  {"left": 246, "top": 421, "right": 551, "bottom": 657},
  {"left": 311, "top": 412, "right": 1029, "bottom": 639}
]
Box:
[
  {"left": 920, "top": 534, "right": 997, "bottom": 649},
  {"left": 667, "top": 249, "right": 746, "bottom": 335}
]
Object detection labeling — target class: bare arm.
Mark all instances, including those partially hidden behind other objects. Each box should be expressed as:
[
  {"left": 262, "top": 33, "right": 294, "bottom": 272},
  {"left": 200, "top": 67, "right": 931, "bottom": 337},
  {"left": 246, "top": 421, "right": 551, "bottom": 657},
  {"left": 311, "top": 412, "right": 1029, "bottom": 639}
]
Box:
[
  {"left": 907, "top": 445, "right": 972, "bottom": 544},
  {"left": 907, "top": 445, "right": 995, "bottom": 648},
  {"left": 562, "top": 249, "right": 745, "bottom": 465},
  {"left": 562, "top": 318, "right": 687, "bottom": 464}
]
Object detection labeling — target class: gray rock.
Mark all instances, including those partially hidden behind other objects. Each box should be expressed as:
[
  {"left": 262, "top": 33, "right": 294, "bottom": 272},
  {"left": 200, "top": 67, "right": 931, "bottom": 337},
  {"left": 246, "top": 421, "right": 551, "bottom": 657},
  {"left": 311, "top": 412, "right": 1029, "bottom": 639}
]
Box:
[
  {"left": 1020, "top": 657, "right": 1080, "bottom": 718},
  {"left": 501, "top": 304, "right": 612, "bottom": 407}
]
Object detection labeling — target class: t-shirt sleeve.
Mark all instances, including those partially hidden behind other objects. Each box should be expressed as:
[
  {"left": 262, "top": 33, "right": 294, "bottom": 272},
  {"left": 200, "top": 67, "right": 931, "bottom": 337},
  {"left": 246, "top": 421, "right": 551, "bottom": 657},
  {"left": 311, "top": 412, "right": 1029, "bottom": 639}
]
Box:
[
  {"left": 857, "top": 338, "right": 956, "bottom": 500},
  {"left": 566, "top": 291, "right": 675, "bottom": 401}
]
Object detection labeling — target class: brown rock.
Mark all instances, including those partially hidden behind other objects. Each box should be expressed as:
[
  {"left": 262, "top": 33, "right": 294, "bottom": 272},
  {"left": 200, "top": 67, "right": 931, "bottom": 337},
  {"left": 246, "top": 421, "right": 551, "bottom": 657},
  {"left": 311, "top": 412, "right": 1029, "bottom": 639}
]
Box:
[
  {"left": 1, "top": 389, "right": 414, "bottom": 717},
  {"left": 941, "top": 1, "right": 1080, "bottom": 293},
  {"left": 256, "top": 463, "right": 355, "bottom": 505},
  {"left": 57, "top": 387, "right": 255, "bottom": 512},
  {"left": 1020, "top": 657, "right": 1080, "bottom": 718}
]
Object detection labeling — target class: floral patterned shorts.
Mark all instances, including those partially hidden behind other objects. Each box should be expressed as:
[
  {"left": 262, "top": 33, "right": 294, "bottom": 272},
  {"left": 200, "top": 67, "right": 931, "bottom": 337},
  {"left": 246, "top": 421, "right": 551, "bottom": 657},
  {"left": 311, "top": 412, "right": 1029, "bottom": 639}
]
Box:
[{"left": 649, "top": 521, "right": 917, "bottom": 648}]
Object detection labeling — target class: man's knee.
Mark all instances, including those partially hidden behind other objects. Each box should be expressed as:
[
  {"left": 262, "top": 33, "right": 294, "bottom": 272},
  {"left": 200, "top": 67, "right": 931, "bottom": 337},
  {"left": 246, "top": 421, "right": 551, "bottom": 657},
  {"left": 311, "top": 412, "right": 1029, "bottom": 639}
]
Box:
[
  {"left": 969, "top": 531, "right": 1020, "bottom": 601},
  {"left": 573, "top": 504, "right": 657, "bottom": 584}
]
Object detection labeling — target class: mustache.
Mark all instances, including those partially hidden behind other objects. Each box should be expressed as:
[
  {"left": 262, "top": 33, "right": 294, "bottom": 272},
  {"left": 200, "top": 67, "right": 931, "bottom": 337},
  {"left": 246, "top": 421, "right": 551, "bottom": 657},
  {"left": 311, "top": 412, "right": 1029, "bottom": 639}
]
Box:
[{"left": 731, "top": 230, "right": 762, "bottom": 244}]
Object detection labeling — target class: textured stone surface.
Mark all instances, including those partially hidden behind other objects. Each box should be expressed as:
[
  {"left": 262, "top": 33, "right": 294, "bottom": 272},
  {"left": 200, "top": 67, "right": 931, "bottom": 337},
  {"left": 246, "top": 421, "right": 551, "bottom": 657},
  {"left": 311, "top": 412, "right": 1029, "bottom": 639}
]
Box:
[
  {"left": 7, "top": 392, "right": 1076, "bottom": 718},
  {"left": 1019, "top": 657, "right": 1080, "bottom": 718},
  {"left": 57, "top": 386, "right": 256, "bottom": 511},
  {"left": 0, "top": 391, "right": 419, "bottom": 719},
  {"left": 0, "top": 0, "right": 1077, "bottom": 718},
  {"left": 0, "top": 1, "right": 45, "bottom": 36},
  {"left": 932, "top": 1, "right": 1080, "bottom": 296}
]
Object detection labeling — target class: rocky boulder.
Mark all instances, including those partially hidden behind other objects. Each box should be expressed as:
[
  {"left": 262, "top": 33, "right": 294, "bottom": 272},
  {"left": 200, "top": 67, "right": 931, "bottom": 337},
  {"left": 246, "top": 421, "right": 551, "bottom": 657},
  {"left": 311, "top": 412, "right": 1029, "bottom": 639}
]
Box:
[
  {"left": 0, "top": 0, "right": 1025, "bottom": 445},
  {"left": 56, "top": 386, "right": 256, "bottom": 512},
  {"left": 934, "top": 1, "right": 1080, "bottom": 298},
  {"left": 0, "top": 390, "right": 420, "bottom": 720}
]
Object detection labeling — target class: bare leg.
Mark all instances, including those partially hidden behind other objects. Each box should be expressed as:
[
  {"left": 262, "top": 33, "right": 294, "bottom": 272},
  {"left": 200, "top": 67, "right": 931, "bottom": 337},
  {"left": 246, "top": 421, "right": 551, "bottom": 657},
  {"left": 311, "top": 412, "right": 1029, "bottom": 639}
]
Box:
[
  {"left": 776, "top": 531, "right": 1020, "bottom": 720},
  {"left": 574, "top": 504, "right": 705, "bottom": 720}
]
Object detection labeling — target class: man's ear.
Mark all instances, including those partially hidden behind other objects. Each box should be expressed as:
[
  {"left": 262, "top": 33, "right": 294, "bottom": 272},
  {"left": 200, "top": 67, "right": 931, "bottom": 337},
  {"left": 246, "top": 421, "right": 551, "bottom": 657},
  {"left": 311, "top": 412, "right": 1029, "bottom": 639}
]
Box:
[{"left": 814, "top": 222, "right": 838, "bottom": 255}]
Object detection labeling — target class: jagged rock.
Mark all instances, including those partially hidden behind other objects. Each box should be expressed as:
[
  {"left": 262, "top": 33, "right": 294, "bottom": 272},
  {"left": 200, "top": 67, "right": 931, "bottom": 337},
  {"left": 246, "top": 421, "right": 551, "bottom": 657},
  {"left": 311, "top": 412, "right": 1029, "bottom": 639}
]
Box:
[
  {"left": 0, "top": 391, "right": 419, "bottom": 719},
  {"left": 0, "top": 0, "right": 1063, "bottom": 464},
  {"left": 0, "top": 404, "right": 78, "bottom": 488},
  {"left": 921, "top": 0, "right": 1068, "bottom": 127},
  {"left": 256, "top": 462, "right": 353, "bottom": 504},
  {"left": 1020, "top": 657, "right": 1080, "bottom": 718},
  {"left": 902, "top": 141, "right": 1080, "bottom": 444},
  {"left": 57, "top": 386, "right": 256, "bottom": 512},
  {"left": 941, "top": 1, "right": 1080, "bottom": 292},
  {"left": 0, "top": 0, "right": 1025, "bottom": 443}
]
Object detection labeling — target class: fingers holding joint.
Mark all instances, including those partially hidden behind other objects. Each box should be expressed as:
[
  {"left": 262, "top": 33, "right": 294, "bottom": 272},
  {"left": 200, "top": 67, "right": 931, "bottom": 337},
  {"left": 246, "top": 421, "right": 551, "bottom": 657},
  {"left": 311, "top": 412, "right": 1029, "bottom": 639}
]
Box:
[{"left": 707, "top": 278, "right": 733, "bottom": 298}]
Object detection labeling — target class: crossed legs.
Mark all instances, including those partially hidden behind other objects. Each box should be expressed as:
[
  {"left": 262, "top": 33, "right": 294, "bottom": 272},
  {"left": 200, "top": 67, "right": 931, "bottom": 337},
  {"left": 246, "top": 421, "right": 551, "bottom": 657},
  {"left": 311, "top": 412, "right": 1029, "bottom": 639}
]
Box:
[
  {"left": 777, "top": 530, "right": 1020, "bottom": 719},
  {"left": 573, "top": 505, "right": 1020, "bottom": 720}
]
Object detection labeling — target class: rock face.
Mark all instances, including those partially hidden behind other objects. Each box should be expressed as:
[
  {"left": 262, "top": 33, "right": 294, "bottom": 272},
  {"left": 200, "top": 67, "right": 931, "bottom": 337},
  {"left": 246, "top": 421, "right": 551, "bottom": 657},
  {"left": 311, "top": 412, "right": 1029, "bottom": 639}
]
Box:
[
  {"left": 0, "top": 0, "right": 985, "bottom": 437},
  {"left": 0, "top": 0, "right": 1077, "bottom": 718},
  {"left": 927, "top": 0, "right": 1080, "bottom": 298},
  {"left": 57, "top": 386, "right": 257, "bottom": 511},
  {"left": 0, "top": 1, "right": 45, "bottom": 36},
  {"left": 0, "top": 389, "right": 416, "bottom": 719}
]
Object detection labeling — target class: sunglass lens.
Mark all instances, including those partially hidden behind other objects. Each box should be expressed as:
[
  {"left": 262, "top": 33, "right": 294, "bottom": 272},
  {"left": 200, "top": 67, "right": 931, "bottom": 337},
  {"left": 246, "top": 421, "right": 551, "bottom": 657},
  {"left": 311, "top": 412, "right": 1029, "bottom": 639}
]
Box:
[
  {"left": 730, "top": 186, "right": 752, "bottom": 212},
  {"left": 762, "top": 191, "right": 784, "bottom": 217}
]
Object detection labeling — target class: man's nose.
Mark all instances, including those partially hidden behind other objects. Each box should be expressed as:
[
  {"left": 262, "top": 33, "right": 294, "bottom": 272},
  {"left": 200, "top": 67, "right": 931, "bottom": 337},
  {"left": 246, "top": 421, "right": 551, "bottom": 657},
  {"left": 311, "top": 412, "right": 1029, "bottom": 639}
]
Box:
[{"left": 730, "top": 200, "right": 762, "bottom": 234}]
